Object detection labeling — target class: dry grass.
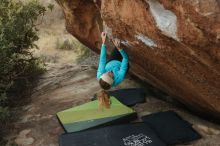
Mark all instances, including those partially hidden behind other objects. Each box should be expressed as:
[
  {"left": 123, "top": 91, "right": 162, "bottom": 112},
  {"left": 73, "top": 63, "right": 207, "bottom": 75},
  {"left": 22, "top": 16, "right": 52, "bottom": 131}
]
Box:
[{"left": 33, "top": 0, "right": 92, "bottom": 65}]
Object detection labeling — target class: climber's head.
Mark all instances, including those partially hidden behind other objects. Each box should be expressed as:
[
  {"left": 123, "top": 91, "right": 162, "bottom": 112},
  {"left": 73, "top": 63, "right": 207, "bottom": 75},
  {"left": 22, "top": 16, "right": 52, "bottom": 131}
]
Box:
[{"left": 99, "top": 72, "right": 114, "bottom": 90}]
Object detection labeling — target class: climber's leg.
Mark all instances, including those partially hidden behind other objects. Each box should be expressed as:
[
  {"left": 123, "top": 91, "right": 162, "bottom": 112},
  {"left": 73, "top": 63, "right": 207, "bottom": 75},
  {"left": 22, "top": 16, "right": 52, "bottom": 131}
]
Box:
[
  {"left": 107, "top": 47, "right": 130, "bottom": 73},
  {"left": 107, "top": 47, "right": 122, "bottom": 62}
]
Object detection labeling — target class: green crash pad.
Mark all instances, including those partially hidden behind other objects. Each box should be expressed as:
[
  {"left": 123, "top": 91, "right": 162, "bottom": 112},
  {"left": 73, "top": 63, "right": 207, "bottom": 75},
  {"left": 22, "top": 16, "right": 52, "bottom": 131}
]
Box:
[{"left": 57, "top": 96, "right": 137, "bottom": 133}]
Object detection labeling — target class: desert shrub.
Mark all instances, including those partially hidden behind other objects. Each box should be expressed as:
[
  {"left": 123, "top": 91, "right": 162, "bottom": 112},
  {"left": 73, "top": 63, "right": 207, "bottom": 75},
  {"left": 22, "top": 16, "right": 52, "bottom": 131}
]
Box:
[
  {"left": 56, "top": 39, "right": 75, "bottom": 50},
  {"left": 76, "top": 44, "right": 92, "bottom": 62},
  {"left": 70, "top": 39, "right": 92, "bottom": 61},
  {"left": 56, "top": 38, "right": 92, "bottom": 61},
  {"left": 0, "top": 0, "right": 51, "bottom": 142}
]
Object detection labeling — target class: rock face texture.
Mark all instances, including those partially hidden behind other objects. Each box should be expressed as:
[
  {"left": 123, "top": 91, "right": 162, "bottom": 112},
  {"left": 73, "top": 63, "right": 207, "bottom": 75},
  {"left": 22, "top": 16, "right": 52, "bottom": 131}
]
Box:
[{"left": 56, "top": 0, "right": 220, "bottom": 121}]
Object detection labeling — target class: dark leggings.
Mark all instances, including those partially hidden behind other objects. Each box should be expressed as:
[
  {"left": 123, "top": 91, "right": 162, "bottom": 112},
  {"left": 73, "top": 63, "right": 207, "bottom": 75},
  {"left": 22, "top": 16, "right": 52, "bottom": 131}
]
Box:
[{"left": 107, "top": 47, "right": 130, "bottom": 72}]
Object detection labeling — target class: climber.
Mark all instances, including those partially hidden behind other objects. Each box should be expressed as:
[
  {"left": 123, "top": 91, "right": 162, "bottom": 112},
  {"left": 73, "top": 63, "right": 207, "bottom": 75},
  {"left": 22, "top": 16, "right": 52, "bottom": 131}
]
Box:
[{"left": 97, "top": 32, "right": 129, "bottom": 90}]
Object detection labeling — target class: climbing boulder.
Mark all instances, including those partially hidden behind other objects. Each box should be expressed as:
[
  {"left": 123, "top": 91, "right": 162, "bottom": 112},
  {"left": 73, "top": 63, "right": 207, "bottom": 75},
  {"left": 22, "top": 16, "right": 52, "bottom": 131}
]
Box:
[{"left": 56, "top": 0, "right": 220, "bottom": 121}]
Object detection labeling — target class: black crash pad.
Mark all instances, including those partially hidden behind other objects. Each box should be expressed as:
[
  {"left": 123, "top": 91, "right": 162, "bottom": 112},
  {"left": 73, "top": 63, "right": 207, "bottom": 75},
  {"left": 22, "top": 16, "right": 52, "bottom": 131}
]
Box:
[
  {"left": 141, "top": 111, "right": 201, "bottom": 145},
  {"left": 59, "top": 123, "right": 167, "bottom": 146},
  {"left": 93, "top": 88, "right": 146, "bottom": 106}
]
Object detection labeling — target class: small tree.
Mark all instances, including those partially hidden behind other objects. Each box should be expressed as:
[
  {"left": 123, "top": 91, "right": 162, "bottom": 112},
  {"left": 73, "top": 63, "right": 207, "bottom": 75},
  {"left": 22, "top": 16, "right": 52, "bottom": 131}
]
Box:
[{"left": 0, "top": 0, "right": 51, "bottom": 141}]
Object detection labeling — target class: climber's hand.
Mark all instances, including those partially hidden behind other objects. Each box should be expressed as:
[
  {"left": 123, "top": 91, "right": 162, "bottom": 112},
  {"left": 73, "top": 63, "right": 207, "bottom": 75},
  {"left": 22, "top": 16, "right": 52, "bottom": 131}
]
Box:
[
  {"left": 101, "top": 32, "right": 107, "bottom": 44},
  {"left": 113, "top": 38, "right": 122, "bottom": 51}
]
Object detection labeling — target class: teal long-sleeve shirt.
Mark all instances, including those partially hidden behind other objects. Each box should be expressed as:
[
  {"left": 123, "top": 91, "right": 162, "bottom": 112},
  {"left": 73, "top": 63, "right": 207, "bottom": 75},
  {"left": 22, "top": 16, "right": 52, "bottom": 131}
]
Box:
[{"left": 97, "top": 44, "right": 129, "bottom": 87}]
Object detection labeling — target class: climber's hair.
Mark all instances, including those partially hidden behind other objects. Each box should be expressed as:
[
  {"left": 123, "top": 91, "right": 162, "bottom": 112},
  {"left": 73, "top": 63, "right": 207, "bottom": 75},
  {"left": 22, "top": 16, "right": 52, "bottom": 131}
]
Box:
[
  {"left": 96, "top": 89, "right": 111, "bottom": 109},
  {"left": 99, "top": 78, "right": 111, "bottom": 90}
]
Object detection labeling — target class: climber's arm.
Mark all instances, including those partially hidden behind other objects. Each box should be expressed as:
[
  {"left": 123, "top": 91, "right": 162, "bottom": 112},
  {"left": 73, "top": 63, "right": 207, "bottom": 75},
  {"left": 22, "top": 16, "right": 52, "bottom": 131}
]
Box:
[
  {"left": 97, "top": 32, "right": 107, "bottom": 79},
  {"left": 118, "top": 48, "right": 129, "bottom": 77},
  {"left": 97, "top": 44, "right": 107, "bottom": 79},
  {"left": 112, "top": 48, "right": 128, "bottom": 87}
]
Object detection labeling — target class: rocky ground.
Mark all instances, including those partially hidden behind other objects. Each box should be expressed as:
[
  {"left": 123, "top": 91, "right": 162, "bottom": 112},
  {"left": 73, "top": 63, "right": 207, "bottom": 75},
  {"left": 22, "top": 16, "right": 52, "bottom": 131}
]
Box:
[{"left": 4, "top": 59, "right": 220, "bottom": 146}]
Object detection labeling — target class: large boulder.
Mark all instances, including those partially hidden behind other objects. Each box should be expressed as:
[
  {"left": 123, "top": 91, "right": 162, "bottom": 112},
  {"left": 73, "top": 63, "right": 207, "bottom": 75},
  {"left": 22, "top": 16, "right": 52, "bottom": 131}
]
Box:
[{"left": 56, "top": 0, "right": 220, "bottom": 121}]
